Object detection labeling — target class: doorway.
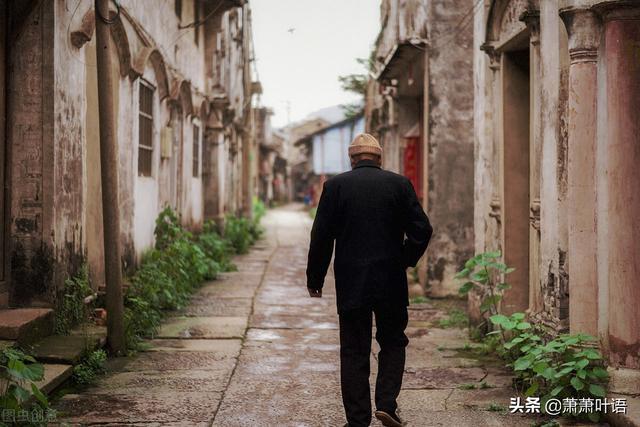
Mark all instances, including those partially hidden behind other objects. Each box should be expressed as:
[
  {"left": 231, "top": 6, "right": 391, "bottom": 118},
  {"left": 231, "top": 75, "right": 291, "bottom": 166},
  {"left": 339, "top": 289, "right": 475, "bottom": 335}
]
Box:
[{"left": 501, "top": 47, "right": 530, "bottom": 314}]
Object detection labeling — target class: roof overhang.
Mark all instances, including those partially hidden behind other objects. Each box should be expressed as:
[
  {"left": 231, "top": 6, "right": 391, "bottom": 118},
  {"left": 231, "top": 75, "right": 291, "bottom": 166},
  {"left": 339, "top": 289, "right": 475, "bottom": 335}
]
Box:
[{"left": 375, "top": 38, "right": 428, "bottom": 85}]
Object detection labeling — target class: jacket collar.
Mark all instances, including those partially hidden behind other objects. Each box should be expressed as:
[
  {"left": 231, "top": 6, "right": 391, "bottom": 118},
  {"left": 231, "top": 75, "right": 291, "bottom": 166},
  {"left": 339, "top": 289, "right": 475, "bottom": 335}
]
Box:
[{"left": 353, "top": 159, "right": 381, "bottom": 169}]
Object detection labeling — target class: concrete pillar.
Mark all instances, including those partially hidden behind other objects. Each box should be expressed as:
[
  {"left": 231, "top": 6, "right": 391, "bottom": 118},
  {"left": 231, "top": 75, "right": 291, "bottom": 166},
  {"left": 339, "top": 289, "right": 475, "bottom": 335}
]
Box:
[
  {"left": 560, "top": 7, "right": 601, "bottom": 336},
  {"left": 598, "top": 2, "right": 640, "bottom": 370}
]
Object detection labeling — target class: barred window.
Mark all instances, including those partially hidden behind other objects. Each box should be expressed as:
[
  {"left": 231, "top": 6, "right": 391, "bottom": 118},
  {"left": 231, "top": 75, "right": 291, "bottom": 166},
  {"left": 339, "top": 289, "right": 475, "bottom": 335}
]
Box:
[
  {"left": 193, "top": 123, "right": 200, "bottom": 177},
  {"left": 138, "top": 80, "right": 154, "bottom": 177}
]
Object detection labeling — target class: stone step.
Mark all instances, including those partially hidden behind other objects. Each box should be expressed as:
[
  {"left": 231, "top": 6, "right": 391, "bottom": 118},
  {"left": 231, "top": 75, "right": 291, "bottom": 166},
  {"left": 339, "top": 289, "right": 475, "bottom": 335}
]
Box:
[
  {"left": 29, "top": 333, "right": 104, "bottom": 364},
  {"left": 34, "top": 363, "right": 73, "bottom": 395},
  {"left": 0, "top": 308, "right": 54, "bottom": 345}
]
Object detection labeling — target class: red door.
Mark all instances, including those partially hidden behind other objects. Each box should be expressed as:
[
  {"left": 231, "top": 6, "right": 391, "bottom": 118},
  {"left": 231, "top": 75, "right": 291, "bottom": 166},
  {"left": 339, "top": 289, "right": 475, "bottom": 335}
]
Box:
[{"left": 404, "top": 137, "right": 421, "bottom": 196}]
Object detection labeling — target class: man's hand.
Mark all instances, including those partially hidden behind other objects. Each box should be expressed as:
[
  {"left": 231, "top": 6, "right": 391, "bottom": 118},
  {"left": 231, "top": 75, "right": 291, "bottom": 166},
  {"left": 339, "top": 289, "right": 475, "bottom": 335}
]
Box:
[{"left": 307, "top": 287, "right": 322, "bottom": 298}]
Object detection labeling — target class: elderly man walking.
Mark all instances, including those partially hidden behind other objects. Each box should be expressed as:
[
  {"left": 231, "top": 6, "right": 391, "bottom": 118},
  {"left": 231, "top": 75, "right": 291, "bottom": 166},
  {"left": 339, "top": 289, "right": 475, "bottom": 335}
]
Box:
[{"left": 306, "top": 133, "right": 433, "bottom": 427}]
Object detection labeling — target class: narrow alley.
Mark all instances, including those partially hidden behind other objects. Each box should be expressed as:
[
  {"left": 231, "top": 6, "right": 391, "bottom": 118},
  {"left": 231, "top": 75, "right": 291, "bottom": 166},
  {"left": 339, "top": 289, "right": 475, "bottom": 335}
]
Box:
[
  {"left": 55, "top": 206, "right": 528, "bottom": 426},
  {"left": 1, "top": 0, "right": 639, "bottom": 425}
]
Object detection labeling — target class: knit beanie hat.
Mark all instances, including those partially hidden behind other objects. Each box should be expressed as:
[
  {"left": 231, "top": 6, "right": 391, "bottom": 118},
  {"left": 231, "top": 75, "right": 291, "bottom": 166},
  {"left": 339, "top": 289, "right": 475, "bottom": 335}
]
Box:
[{"left": 348, "top": 133, "right": 382, "bottom": 157}]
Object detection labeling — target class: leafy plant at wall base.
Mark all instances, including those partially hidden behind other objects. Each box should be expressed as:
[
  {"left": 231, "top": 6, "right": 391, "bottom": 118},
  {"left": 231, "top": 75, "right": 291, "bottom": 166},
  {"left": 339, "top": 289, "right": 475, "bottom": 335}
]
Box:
[
  {"left": 456, "top": 250, "right": 515, "bottom": 329},
  {"left": 55, "top": 264, "right": 93, "bottom": 335},
  {"left": 459, "top": 252, "right": 610, "bottom": 422},
  {"left": 0, "top": 347, "right": 49, "bottom": 422},
  {"left": 72, "top": 349, "right": 107, "bottom": 386},
  {"left": 197, "top": 223, "right": 235, "bottom": 273},
  {"left": 224, "top": 216, "right": 256, "bottom": 254},
  {"left": 123, "top": 207, "right": 260, "bottom": 350},
  {"left": 252, "top": 196, "right": 266, "bottom": 222},
  {"left": 490, "top": 314, "right": 609, "bottom": 422}
]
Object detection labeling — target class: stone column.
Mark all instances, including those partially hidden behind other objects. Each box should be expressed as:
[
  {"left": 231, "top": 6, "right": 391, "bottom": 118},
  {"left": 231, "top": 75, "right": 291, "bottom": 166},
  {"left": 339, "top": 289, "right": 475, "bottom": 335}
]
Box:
[
  {"left": 559, "top": 7, "right": 601, "bottom": 336},
  {"left": 596, "top": 1, "right": 640, "bottom": 371}
]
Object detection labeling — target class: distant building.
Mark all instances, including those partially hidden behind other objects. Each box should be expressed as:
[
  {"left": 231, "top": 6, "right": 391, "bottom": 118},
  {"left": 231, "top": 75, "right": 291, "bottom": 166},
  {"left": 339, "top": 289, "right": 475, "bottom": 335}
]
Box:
[
  {"left": 283, "top": 117, "right": 331, "bottom": 202},
  {"left": 255, "top": 108, "right": 290, "bottom": 206},
  {"left": 294, "top": 114, "right": 364, "bottom": 205}
]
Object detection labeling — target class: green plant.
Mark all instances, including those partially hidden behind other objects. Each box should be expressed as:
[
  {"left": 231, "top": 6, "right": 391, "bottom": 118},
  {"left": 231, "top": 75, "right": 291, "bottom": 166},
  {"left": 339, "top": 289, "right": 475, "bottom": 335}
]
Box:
[
  {"left": 438, "top": 308, "right": 468, "bottom": 329},
  {"left": 0, "top": 347, "right": 48, "bottom": 420},
  {"left": 123, "top": 208, "right": 255, "bottom": 350},
  {"left": 197, "top": 222, "right": 236, "bottom": 272},
  {"left": 459, "top": 383, "right": 476, "bottom": 390},
  {"left": 224, "top": 216, "right": 257, "bottom": 254},
  {"left": 456, "top": 250, "right": 514, "bottom": 327},
  {"left": 490, "top": 314, "right": 609, "bottom": 421},
  {"left": 55, "top": 264, "right": 93, "bottom": 335},
  {"left": 487, "top": 312, "right": 536, "bottom": 358},
  {"left": 486, "top": 403, "right": 506, "bottom": 413},
  {"left": 409, "top": 296, "right": 428, "bottom": 304},
  {"left": 72, "top": 349, "right": 107, "bottom": 386},
  {"left": 252, "top": 196, "right": 266, "bottom": 222},
  {"left": 516, "top": 334, "right": 607, "bottom": 421}
]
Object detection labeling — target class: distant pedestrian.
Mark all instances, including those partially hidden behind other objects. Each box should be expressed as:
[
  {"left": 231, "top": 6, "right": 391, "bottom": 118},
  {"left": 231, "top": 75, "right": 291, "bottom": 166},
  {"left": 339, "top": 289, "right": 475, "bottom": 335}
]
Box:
[{"left": 306, "top": 133, "right": 433, "bottom": 427}]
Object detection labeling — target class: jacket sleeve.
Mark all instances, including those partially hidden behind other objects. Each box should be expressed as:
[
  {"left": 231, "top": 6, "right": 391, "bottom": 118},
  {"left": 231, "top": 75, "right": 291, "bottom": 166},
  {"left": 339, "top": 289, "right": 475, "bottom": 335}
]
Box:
[
  {"left": 401, "top": 179, "right": 433, "bottom": 268},
  {"left": 306, "top": 181, "right": 336, "bottom": 290}
]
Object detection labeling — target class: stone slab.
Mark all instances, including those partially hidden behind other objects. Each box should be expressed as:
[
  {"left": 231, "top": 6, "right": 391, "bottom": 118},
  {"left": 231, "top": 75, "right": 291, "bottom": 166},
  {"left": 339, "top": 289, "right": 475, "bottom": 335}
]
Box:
[
  {"left": 92, "top": 369, "right": 233, "bottom": 394},
  {"left": 116, "top": 349, "right": 239, "bottom": 373},
  {"left": 447, "top": 387, "right": 516, "bottom": 410},
  {"left": 605, "top": 394, "right": 640, "bottom": 427},
  {"left": 402, "top": 367, "right": 487, "bottom": 390},
  {"left": 180, "top": 297, "right": 253, "bottom": 317},
  {"left": 157, "top": 316, "right": 247, "bottom": 339},
  {"left": 146, "top": 338, "right": 242, "bottom": 354},
  {"left": 34, "top": 363, "right": 73, "bottom": 394},
  {"left": 30, "top": 334, "right": 102, "bottom": 364},
  {"left": 0, "top": 308, "right": 54, "bottom": 344},
  {"left": 57, "top": 391, "right": 222, "bottom": 424}
]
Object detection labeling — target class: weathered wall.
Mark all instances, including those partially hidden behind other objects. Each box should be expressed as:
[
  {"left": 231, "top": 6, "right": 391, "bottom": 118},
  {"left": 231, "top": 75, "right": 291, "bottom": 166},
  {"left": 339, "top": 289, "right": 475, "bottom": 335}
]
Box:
[
  {"left": 4, "top": 0, "right": 257, "bottom": 305},
  {"left": 366, "top": 0, "right": 475, "bottom": 297},
  {"left": 8, "top": 2, "right": 56, "bottom": 305},
  {"left": 474, "top": 0, "right": 640, "bottom": 387},
  {"left": 474, "top": 0, "right": 570, "bottom": 329},
  {"left": 424, "top": 0, "right": 475, "bottom": 296}
]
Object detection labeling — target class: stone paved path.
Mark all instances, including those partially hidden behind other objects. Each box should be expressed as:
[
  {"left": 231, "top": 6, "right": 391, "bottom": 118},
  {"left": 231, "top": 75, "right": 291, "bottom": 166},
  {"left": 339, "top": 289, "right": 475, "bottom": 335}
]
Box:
[{"left": 56, "top": 205, "right": 530, "bottom": 426}]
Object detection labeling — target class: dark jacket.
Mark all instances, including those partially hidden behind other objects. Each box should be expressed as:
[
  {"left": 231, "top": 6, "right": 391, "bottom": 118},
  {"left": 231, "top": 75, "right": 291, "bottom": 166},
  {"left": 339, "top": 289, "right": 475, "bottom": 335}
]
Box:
[{"left": 306, "top": 159, "right": 433, "bottom": 313}]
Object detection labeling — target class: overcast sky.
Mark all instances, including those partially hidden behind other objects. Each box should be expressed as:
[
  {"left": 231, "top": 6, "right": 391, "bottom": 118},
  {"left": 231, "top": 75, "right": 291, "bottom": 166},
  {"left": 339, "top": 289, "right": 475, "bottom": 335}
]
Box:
[{"left": 250, "top": 0, "right": 380, "bottom": 128}]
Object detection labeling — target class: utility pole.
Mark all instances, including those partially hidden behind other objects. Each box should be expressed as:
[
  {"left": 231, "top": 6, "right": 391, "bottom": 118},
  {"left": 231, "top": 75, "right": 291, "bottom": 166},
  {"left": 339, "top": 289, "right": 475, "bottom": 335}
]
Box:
[{"left": 95, "top": 0, "right": 125, "bottom": 354}]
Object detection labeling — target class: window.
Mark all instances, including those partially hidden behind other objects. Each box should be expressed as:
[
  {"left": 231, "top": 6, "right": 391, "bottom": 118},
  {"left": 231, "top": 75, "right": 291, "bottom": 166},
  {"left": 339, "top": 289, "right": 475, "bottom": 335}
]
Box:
[
  {"left": 194, "top": 0, "right": 200, "bottom": 45},
  {"left": 192, "top": 123, "right": 200, "bottom": 177},
  {"left": 175, "top": 0, "right": 182, "bottom": 19},
  {"left": 138, "top": 80, "right": 154, "bottom": 177}
]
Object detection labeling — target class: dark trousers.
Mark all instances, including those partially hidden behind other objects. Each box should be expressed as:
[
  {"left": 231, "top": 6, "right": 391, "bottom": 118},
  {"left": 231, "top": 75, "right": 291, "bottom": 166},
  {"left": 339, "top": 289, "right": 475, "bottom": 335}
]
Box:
[{"left": 339, "top": 303, "right": 409, "bottom": 426}]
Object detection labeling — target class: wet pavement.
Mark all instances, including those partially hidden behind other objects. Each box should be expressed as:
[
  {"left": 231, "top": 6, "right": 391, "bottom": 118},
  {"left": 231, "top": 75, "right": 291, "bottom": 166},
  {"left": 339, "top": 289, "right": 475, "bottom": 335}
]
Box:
[{"left": 55, "top": 205, "right": 529, "bottom": 426}]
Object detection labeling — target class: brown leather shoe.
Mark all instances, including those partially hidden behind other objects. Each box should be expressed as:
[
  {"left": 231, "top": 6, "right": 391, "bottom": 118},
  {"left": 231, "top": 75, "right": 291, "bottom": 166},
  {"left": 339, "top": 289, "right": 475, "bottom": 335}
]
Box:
[{"left": 374, "top": 410, "right": 404, "bottom": 426}]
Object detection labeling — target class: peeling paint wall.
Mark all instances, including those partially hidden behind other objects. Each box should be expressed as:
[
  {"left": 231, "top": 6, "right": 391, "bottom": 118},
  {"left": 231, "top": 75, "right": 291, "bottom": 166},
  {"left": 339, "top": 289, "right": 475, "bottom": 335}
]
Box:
[{"left": 4, "top": 0, "right": 256, "bottom": 306}]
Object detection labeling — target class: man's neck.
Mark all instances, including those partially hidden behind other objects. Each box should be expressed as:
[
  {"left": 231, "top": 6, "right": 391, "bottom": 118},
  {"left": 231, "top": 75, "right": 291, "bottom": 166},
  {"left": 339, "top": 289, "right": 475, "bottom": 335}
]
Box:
[{"left": 354, "top": 159, "right": 381, "bottom": 169}]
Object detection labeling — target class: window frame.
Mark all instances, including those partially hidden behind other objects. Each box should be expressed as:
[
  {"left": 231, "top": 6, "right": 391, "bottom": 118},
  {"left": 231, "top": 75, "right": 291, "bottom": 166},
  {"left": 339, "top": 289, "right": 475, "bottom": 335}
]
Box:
[
  {"left": 138, "top": 79, "right": 156, "bottom": 177},
  {"left": 192, "top": 122, "right": 200, "bottom": 178}
]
